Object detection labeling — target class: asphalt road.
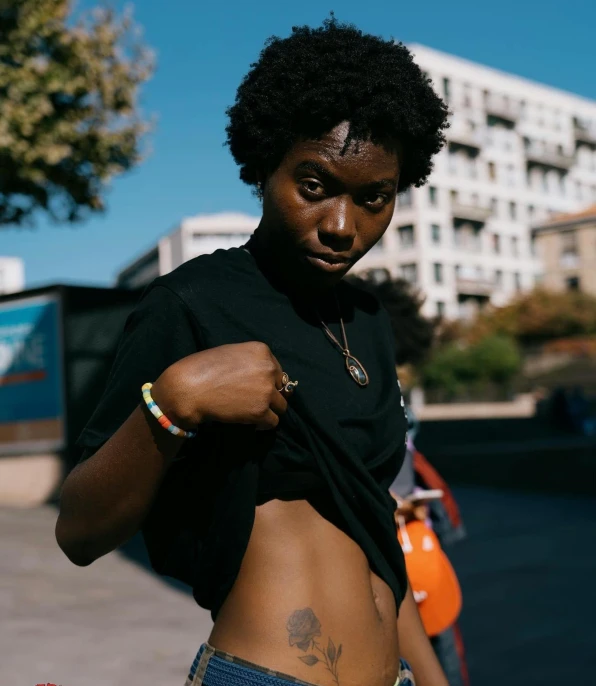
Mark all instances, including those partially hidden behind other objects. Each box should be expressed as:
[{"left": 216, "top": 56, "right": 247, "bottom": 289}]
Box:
[{"left": 2, "top": 485, "right": 595, "bottom": 686}]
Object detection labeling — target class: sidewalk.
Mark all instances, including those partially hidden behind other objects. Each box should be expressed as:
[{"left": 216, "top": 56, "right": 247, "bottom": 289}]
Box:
[
  {"left": 0, "top": 505, "right": 212, "bottom": 686},
  {"left": 3, "top": 487, "right": 596, "bottom": 686}
]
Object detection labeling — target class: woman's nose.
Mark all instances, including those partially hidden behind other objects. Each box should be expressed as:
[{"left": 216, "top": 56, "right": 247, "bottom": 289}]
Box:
[{"left": 317, "top": 198, "right": 356, "bottom": 249}]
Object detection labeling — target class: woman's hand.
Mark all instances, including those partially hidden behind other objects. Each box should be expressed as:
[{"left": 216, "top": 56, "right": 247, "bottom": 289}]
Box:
[
  {"left": 151, "top": 342, "right": 289, "bottom": 431},
  {"left": 392, "top": 495, "right": 428, "bottom": 525}
]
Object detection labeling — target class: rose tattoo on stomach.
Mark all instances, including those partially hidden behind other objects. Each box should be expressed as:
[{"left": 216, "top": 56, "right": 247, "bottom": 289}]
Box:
[{"left": 287, "top": 608, "right": 343, "bottom": 685}]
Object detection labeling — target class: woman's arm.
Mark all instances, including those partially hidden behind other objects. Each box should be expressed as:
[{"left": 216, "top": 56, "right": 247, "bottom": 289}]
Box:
[
  {"left": 55, "top": 400, "right": 184, "bottom": 566},
  {"left": 397, "top": 583, "right": 450, "bottom": 686},
  {"left": 55, "top": 343, "right": 287, "bottom": 566}
]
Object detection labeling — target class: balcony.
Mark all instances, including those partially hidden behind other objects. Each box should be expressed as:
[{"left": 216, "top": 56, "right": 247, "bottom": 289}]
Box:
[
  {"left": 574, "top": 121, "right": 596, "bottom": 148},
  {"left": 485, "top": 98, "right": 519, "bottom": 126},
  {"left": 451, "top": 202, "right": 492, "bottom": 225},
  {"left": 447, "top": 125, "right": 483, "bottom": 154},
  {"left": 456, "top": 276, "right": 494, "bottom": 297},
  {"left": 526, "top": 145, "right": 574, "bottom": 171}
]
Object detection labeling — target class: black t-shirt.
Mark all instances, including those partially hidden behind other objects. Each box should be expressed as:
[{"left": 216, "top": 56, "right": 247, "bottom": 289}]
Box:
[{"left": 77, "top": 246, "right": 409, "bottom": 620}]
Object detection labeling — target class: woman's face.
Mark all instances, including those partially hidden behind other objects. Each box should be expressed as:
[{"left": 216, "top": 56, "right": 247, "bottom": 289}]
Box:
[{"left": 257, "top": 121, "right": 401, "bottom": 292}]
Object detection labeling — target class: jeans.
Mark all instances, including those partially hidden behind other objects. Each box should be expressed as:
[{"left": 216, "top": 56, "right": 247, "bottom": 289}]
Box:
[{"left": 185, "top": 643, "right": 416, "bottom": 686}]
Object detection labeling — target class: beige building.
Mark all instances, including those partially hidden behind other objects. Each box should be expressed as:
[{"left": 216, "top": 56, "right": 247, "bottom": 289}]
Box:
[{"left": 532, "top": 205, "right": 596, "bottom": 294}]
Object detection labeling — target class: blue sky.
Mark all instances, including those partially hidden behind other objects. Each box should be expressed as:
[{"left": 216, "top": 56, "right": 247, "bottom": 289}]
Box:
[{"left": 3, "top": 0, "right": 596, "bottom": 288}]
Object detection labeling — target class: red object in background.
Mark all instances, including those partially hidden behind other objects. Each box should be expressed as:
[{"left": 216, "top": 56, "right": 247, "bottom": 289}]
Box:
[
  {"left": 453, "top": 623, "right": 471, "bottom": 686},
  {"left": 413, "top": 447, "right": 470, "bottom": 686},
  {"left": 413, "top": 447, "right": 463, "bottom": 530}
]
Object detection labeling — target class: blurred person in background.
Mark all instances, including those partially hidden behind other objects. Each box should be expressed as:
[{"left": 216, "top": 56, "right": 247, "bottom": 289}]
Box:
[
  {"left": 353, "top": 275, "right": 469, "bottom": 686},
  {"left": 55, "top": 16, "right": 450, "bottom": 686}
]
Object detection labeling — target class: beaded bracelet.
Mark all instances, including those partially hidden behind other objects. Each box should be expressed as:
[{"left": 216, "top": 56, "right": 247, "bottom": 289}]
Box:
[{"left": 141, "top": 382, "right": 197, "bottom": 439}]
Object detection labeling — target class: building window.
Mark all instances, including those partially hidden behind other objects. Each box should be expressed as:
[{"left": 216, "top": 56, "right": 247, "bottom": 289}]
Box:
[
  {"left": 566, "top": 276, "right": 581, "bottom": 291},
  {"left": 398, "top": 224, "right": 415, "bottom": 247},
  {"left": 431, "top": 224, "right": 441, "bottom": 244},
  {"left": 453, "top": 226, "right": 463, "bottom": 248},
  {"left": 450, "top": 190, "right": 459, "bottom": 203},
  {"left": 398, "top": 188, "right": 413, "bottom": 208},
  {"left": 495, "top": 269, "right": 503, "bottom": 288},
  {"left": 367, "top": 238, "right": 385, "bottom": 255},
  {"left": 561, "top": 230, "right": 578, "bottom": 257},
  {"left": 511, "top": 236, "right": 519, "bottom": 257},
  {"left": 436, "top": 301, "right": 446, "bottom": 317},
  {"left": 455, "top": 264, "right": 461, "bottom": 279},
  {"left": 491, "top": 198, "right": 499, "bottom": 216},
  {"left": 467, "top": 156, "right": 477, "bottom": 179},
  {"left": 433, "top": 262, "right": 444, "bottom": 284},
  {"left": 428, "top": 186, "right": 438, "bottom": 206},
  {"left": 401, "top": 263, "right": 418, "bottom": 284},
  {"left": 488, "top": 162, "right": 496, "bottom": 181},
  {"left": 514, "top": 272, "right": 522, "bottom": 291},
  {"left": 509, "top": 201, "right": 517, "bottom": 220},
  {"left": 527, "top": 205, "right": 535, "bottom": 222},
  {"left": 492, "top": 233, "right": 501, "bottom": 254},
  {"left": 443, "top": 77, "right": 450, "bottom": 100},
  {"left": 506, "top": 164, "right": 515, "bottom": 186}
]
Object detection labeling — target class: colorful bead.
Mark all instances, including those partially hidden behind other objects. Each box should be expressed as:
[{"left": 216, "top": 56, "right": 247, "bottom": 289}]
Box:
[{"left": 141, "top": 382, "right": 196, "bottom": 439}]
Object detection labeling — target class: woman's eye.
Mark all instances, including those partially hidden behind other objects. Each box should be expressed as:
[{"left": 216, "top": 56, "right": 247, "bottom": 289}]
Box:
[
  {"left": 301, "top": 180, "right": 324, "bottom": 195},
  {"left": 365, "top": 194, "right": 387, "bottom": 208}
]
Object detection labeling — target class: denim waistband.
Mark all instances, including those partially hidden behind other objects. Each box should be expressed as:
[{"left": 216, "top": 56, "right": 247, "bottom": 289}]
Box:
[{"left": 185, "top": 642, "right": 415, "bottom": 686}]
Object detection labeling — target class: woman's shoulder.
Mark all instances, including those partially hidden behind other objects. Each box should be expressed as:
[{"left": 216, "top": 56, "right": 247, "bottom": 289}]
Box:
[
  {"left": 151, "top": 247, "right": 254, "bottom": 301},
  {"left": 341, "top": 277, "right": 385, "bottom": 320}
]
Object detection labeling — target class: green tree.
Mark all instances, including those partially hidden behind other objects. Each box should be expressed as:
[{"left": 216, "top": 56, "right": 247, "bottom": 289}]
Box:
[
  {"left": 469, "top": 334, "right": 521, "bottom": 384},
  {"left": 421, "top": 335, "right": 522, "bottom": 399},
  {"left": 0, "top": 0, "right": 154, "bottom": 226}
]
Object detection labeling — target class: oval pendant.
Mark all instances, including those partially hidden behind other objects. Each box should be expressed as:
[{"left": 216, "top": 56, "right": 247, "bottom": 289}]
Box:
[{"left": 345, "top": 354, "right": 369, "bottom": 387}]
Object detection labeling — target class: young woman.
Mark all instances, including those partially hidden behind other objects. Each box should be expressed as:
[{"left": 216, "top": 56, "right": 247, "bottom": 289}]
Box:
[{"left": 55, "top": 17, "right": 449, "bottom": 686}]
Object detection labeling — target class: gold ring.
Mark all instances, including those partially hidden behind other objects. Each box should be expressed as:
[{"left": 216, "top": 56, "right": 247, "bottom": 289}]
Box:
[{"left": 278, "top": 372, "right": 298, "bottom": 394}]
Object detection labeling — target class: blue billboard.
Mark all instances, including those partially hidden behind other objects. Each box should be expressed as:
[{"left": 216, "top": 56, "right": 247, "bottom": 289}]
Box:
[{"left": 0, "top": 294, "right": 65, "bottom": 454}]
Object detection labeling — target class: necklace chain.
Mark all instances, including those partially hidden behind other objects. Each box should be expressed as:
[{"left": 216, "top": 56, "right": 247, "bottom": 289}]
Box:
[{"left": 318, "top": 292, "right": 350, "bottom": 356}]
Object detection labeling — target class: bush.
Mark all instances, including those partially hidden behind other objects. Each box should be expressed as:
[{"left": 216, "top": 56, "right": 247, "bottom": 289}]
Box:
[
  {"left": 470, "top": 335, "right": 522, "bottom": 384},
  {"left": 542, "top": 336, "right": 596, "bottom": 358},
  {"left": 470, "top": 289, "right": 596, "bottom": 345},
  {"left": 421, "top": 334, "right": 521, "bottom": 399}
]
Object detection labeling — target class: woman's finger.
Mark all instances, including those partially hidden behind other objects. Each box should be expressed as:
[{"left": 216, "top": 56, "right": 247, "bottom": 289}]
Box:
[{"left": 270, "top": 389, "right": 289, "bottom": 416}]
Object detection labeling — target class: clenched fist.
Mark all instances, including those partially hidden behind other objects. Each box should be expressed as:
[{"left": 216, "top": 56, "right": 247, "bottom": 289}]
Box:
[{"left": 151, "top": 342, "right": 290, "bottom": 432}]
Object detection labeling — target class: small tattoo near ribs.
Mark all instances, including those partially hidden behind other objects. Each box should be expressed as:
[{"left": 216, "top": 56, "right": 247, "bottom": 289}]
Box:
[{"left": 286, "top": 608, "right": 343, "bottom": 685}]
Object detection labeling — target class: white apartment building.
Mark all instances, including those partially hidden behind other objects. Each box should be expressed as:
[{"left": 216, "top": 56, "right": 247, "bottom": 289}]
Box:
[
  {"left": 117, "top": 46, "right": 596, "bottom": 318},
  {"left": 116, "top": 213, "right": 257, "bottom": 288},
  {"left": 356, "top": 44, "right": 596, "bottom": 318},
  {"left": 0, "top": 257, "right": 25, "bottom": 295}
]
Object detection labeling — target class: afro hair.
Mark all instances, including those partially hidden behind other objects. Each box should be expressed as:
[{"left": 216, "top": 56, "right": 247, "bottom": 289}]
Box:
[{"left": 226, "top": 15, "right": 449, "bottom": 195}]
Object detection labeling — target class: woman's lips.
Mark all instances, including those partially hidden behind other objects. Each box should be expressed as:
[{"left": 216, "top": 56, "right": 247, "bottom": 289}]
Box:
[{"left": 305, "top": 254, "right": 351, "bottom": 273}]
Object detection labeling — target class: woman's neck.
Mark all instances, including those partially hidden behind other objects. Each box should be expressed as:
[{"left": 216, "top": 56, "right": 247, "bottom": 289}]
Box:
[{"left": 244, "top": 232, "right": 337, "bottom": 309}]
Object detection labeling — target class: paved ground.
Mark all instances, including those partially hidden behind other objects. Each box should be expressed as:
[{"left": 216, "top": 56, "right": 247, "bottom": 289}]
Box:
[
  {"left": 2, "top": 485, "right": 596, "bottom": 686},
  {"left": 0, "top": 506, "right": 212, "bottom": 686},
  {"left": 448, "top": 485, "right": 596, "bottom": 685}
]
